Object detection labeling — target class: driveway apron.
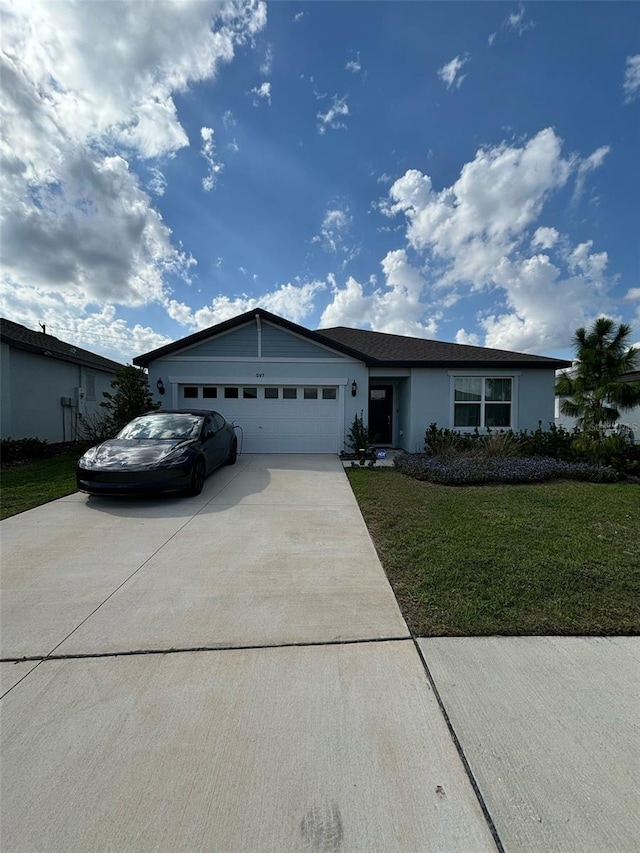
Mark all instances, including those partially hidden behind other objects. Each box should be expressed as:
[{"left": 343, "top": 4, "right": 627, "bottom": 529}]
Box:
[{"left": 0, "top": 454, "right": 497, "bottom": 852}]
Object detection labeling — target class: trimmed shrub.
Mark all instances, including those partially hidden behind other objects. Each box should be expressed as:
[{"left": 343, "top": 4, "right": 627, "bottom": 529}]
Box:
[
  {"left": 394, "top": 452, "right": 618, "bottom": 485},
  {"left": 1, "top": 437, "right": 49, "bottom": 464}
]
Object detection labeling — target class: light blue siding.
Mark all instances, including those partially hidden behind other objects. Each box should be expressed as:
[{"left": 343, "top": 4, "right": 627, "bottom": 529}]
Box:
[
  {"left": 1, "top": 348, "right": 115, "bottom": 442},
  {"left": 179, "top": 322, "right": 258, "bottom": 358},
  {"left": 262, "top": 323, "right": 347, "bottom": 359}
]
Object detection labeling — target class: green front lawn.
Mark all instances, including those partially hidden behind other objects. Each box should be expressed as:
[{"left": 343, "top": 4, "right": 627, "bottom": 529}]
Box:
[
  {"left": 1, "top": 453, "right": 80, "bottom": 520},
  {"left": 349, "top": 469, "right": 639, "bottom": 636}
]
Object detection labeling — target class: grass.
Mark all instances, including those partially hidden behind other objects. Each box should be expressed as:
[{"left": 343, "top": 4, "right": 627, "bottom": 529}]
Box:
[
  {"left": 348, "top": 468, "right": 640, "bottom": 636},
  {"left": 1, "top": 452, "right": 80, "bottom": 520}
]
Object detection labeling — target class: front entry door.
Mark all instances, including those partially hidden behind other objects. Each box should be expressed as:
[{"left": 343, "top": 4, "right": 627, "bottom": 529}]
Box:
[{"left": 369, "top": 385, "right": 393, "bottom": 444}]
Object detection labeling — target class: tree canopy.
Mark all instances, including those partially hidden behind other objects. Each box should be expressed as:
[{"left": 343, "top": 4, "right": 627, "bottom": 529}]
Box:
[
  {"left": 101, "top": 365, "right": 160, "bottom": 435},
  {"left": 556, "top": 318, "right": 640, "bottom": 431}
]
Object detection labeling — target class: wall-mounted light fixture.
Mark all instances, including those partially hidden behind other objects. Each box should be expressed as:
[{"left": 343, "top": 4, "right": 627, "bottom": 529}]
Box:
[
  {"left": 156, "top": 378, "right": 166, "bottom": 395},
  {"left": 351, "top": 380, "right": 357, "bottom": 397}
]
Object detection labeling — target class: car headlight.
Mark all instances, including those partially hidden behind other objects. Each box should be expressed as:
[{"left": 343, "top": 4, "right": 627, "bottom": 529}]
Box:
[
  {"left": 78, "top": 446, "right": 100, "bottom": 468},
  {"left": 162, "top": 442, "right": 196, "bottom": 466}
]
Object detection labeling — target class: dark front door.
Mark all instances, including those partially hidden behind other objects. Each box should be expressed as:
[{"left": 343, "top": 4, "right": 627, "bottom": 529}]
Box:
[{"left": 369, "top": 385, "right": 393, "bottom": 444}]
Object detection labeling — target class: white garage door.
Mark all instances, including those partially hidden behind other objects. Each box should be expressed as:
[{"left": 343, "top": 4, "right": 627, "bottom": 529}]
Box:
[{"left": 178, "top": 383, "right": 341, "bottom": 453}]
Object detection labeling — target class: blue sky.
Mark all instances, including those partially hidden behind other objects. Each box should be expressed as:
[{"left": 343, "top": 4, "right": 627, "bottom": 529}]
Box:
[{"left": 1, "top": 1, "right": 638, "bottom": 363}]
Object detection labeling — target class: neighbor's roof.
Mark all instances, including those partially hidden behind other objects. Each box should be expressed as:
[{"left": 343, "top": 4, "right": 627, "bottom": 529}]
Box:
[
  {"left": 0, "top": 318, "right": 123, "bottom": 373},
  {"left": 133, "top": 307, "right": 571, "bottom": 369}
]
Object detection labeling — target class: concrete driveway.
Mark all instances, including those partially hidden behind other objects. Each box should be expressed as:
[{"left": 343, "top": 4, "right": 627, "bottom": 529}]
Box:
[
  {"left": 2, "top": 455, "right": 637, "bottom": 852},
  {"left": 1, "top": 455, "right": 497, "bottom": 852}
]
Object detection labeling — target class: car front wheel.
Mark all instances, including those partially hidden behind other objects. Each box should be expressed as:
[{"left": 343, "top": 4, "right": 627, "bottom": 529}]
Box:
[{"left": 187, "top": 457, "right": 206, "bottom": 495}]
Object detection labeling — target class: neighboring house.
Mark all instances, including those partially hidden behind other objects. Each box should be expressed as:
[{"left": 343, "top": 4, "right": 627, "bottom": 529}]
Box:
[
  {"left": 555, "top": 369, "right": 640, "bottom": 441},
  {"left": 134, "top": 308, "right": 570, "bottom": 454},
  {"left": 1, "top": 318, "right": 123, "bottom": 443}
]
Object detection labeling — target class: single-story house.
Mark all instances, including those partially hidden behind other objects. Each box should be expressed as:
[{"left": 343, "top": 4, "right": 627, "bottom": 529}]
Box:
[
  {"left": 134, "top": 308, "right": 571, "bottom": 454},
  {"left": 1, "top": 318, "right": 123, "bottom": 443}
]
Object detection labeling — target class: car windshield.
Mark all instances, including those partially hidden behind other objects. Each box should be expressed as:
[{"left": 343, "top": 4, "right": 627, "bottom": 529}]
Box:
[{"left": 117, "top": 414, "right": 204, "bottom": 441}]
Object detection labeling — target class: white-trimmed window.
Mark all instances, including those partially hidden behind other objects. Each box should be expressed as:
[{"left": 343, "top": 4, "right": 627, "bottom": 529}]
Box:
[{"left": 454, "top": 377, "right": 513, "bottom": 428}]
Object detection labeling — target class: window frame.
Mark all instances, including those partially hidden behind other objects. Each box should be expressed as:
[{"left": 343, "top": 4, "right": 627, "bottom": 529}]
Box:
[{"left": 449, "top": 373, "right": 519, "bottom": 431}]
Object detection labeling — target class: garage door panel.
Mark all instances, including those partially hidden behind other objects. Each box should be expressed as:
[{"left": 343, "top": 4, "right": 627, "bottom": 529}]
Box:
[{"left": 179, "top": 384, "right": 341, "bottom": 453}]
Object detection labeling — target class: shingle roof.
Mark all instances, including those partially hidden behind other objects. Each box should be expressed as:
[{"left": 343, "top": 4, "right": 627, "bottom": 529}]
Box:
[
  {"left": 318, "top": 326, "right": 571, "bottom": 368},
  {"left": 133, "top": 307, "right": 571, "bottom": 369},
  {"left": 1, "top": 318, "right": 123, "bottom": 373}
]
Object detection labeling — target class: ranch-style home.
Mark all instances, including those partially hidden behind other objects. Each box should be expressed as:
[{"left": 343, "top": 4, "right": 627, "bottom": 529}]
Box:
[
  {"left": 134, "top": 308, "right": 571, "bottom": 454},
  {"left": 1, "top": 318, "right": 123, "bottom": 443}
]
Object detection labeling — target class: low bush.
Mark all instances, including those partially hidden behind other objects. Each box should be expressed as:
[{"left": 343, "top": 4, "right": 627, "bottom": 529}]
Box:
[
  {"left": 1, "top": 437, "right": 49, "bottom": 464},
  {"left": 394, "top": 452, "right": 619, "bottom": 485}
]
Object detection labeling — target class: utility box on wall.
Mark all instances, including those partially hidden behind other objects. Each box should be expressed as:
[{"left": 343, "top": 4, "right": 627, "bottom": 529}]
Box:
[{"left": 74, "top": 387, "right": 85, "bottom": 414}]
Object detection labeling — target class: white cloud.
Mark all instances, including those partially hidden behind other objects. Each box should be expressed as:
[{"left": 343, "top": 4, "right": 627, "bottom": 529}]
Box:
[
  {"left": 313, "top": 208, "right": 351, "bottom": 252},
  {"left": 260, "top": 44, "right": 273, "bottom": 76},
  {"left": 248, "top": 81, "right": 271, "bottom": 105},
  {"left": 377, "top": 173, "right": 393, "bottom": 184},
  {"left": 623, "top": 55, "right": 640, "bottom": 102},
  {"left": 384, "top": 128, "right": 613, "bottom": 352},
  {"left": 531, "top": 227, "right": 559, "bottom": 250},
  {"left": 437, "top": 55, "right": 470, "bottom": 90},
  {"left": 385, "top": 128, "right": 572, "bottom": 289},
  {"left": 572, "top": 145, "right": 610, "bottom": 204},
  {"left": 478, "top": 246, "right": 608, "bottom": 352},
  {"left": 0, "top": 0, "right": 265, "bottom": 315},
  {"left": 227, "top": 139, "right": 239, "bottom": 153},
  {"left": 319, "top": 250, "right": 440, "bottom": 338},
  {"left": 505, "top": 3, "right": 535, "bottom": 36},
  {"left": 317, "top": 95, "right": 349, "bottom": 133},
  {"left": 346, "top": 53, "right": 362, "bottom": 74},
  {"left": 487, "top": 32, "right": 497, "bottom": 47},
  {"left": 624, "top": 288, "right": 640, "bottom": 301},
  {"left": 147, "top": 167, "right": 167, "bottom": 197},
  {"left": 294, "top": 11, "right": 304, "bottom": 22},
  {"left": 222, "top": 109, "right": 237, "bottom": 128},
  {"left": 167, "top": 280, "right": 326, "bottom": 330},
  {"left": 200, "top": 127, "right": 224, "bottom": 191}
]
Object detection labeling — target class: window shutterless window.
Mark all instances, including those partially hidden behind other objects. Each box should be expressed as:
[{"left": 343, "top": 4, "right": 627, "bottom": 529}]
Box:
[
  {"left": 224, "top": 387, "right": 239, "bottom": 399},
  {"left": 264, "top": 387, "right": 279, "bottom": 399},
  {"left": 243, "top": 387, "right": 258, "bottom": 399},
  {"left": 202, "top": 387, "right": 217, "bottom": 399},
  {"left": 454, "top": 377, "right": 512, "bottom": 428},
  {"left": 303, "top": 387, "right": 318, "bottom": 400},
  {"left": 183, "top": 386, "right": 198, "bottom": 399},
  {"left": 322, "top": 388, "right": 337, "bottom": 400},
  {"left": 283, "top": 388, "right": 297, "bottom": 400}
]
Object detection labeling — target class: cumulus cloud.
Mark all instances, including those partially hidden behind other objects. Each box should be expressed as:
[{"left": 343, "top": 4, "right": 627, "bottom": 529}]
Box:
[
  {"left": 167, "top": 280, "right": 326, "bottom": 331},
  {"left": 383, "top": 128, "right": 614, "bottom": 352},
  {"left": 531, "top": 227, "right": 559, "bottom": 250},
  {"left": 623, "top": 55, "right": 640, "bottom": 102},
  {"left": 320, "top": 250, "right": 441, "bottom": 338},
  {"left": 0, "top": 0, "right": 266, "bottom": 316},
  {"left": 437, "top": 55, "right": 470, "bottom": 90},
  {"left": 317, "top": 95, "right": 349, "bottom": 133},
  {"left": 248, "top": 80, "right": 271, "bottom": 105}
]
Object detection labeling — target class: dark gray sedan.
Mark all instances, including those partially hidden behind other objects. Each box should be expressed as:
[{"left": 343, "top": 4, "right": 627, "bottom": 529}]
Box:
[{"left": 76, "top": 410, "right": 237, "bottom": 496}]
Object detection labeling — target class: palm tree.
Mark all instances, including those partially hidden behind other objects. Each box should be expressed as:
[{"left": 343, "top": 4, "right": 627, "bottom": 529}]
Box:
[{"left": 556, "top": 317, "right": 640, "bottom": 432}]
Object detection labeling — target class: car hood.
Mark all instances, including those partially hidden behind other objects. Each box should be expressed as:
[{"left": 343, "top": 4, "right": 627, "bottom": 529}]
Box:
[{"left": 86, "top": 439, "right": 196, "bottom": 469}]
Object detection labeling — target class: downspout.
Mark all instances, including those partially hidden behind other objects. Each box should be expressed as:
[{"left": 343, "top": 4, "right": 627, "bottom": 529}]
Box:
[{"left": 255, "top": 312, "right": 262, "bottom": 358}]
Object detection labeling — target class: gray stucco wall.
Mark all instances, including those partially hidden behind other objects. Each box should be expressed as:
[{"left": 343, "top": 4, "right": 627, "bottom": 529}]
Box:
[{"left": 1, "top": 348, "right": 116, "bottom": 442}]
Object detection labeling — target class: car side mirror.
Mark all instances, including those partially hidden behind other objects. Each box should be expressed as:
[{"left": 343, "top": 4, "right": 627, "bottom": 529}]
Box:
[{"left": 206, "top": 429, "right": 215, "bottom": 440}]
